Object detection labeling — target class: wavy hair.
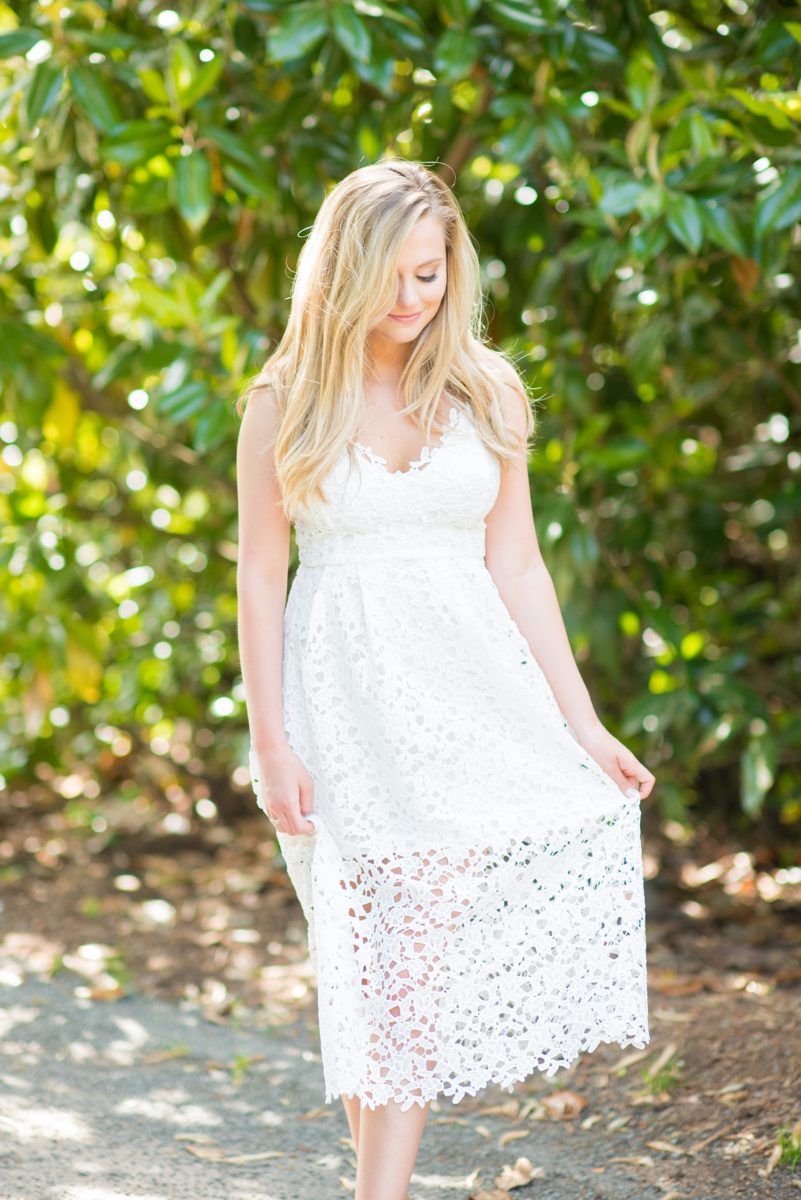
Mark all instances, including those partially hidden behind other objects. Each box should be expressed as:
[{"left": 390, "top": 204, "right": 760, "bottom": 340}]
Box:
[{"left": 236, "top": 158, "right": 538, "bottom": 519}]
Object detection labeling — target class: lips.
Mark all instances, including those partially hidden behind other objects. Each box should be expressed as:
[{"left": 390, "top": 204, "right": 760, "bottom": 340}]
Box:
[{"left": 389, "top": 312, "right": 421, "bottom": 322}]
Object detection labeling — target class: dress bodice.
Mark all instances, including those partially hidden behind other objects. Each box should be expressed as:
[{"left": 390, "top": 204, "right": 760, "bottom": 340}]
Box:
[{"left": 291, "top": 405, "right": 501, "bottom": 567}]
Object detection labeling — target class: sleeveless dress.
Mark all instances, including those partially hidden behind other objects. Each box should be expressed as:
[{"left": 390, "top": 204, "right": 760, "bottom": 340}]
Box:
[{"left": 247, "top": 401, "right": 650, "bottom": 1112}]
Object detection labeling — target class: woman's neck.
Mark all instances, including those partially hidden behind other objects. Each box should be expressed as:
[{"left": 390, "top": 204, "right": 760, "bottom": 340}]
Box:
[{"left": 365, "top": 332, "right": 414, "bottom": 385}]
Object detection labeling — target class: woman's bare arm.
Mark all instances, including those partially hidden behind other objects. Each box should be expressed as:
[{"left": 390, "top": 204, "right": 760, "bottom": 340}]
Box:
[
  {"left": 483, "top": 363, "right": 602, "bottom": 738},
  {"left": 483, "top": 355, "right": 655, "bottom": 799},
  {"left": 236, "top": 378, "right": 292, "bottom": 753}
]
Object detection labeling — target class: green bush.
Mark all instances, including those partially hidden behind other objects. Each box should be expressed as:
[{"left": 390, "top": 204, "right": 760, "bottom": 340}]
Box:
[{"left": 2, "top": 1, "right": 798, "bottom": 830}]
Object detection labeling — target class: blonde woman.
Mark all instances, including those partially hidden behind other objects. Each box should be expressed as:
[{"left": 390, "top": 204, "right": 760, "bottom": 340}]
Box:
[{"left": 236, "top": 158, "right": 653, "bottom": 1200}]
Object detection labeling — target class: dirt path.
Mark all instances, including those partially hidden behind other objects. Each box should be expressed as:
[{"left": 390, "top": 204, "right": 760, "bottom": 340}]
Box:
[
  {"left": 0, "top": 966, "right": 798, "bottom": 1200},
  {"left": 0, "top": 972, "right": 664, "bottom": 1200},
  {"left": 1, "top": 801, "right": 800, "bottom": 1198}
]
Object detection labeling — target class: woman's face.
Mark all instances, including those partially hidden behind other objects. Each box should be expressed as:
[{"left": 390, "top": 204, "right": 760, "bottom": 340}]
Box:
[{"left": 371, "top": 213, "right": 448, "bottom": 344}]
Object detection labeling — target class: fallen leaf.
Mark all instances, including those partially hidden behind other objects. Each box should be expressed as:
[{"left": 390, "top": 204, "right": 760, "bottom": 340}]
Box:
[
  {"left": 183, "top": 1145, "right": 227, "bottom": 1161},
  {"left": 498, "top": 1129, "right": 532, "bottom": 1147},
  {"left": 580, "top": 1114, "right": 604, "bottom": 1130},
  {"left": 646, "top": 1139, "right": 686, "bottom": 1156},
  {"left": 688, "top": 1127, "right": 735, "bottom": 1155},
  {"left": 645, "top": 1042, "right": 679, "bottom": 1077},
  {"left": 765, "top": 1143, "right": 782, "bottom": 1177},
  {"left": 608, "top": 1048, "right": 651, "bottom": 1073},
  {"left": 495, "top": 1156, "right": 545, "bottom": 1189},
  {"left": 720, "top": 1090, "right": 749, "bottom": 1105},
  {"left": 217, "top": 1151, "right": 285, "bottom": 1163},
  {"left": 652, "top": 1007, "right": 694, "bottom": 1023},
  {"left": 479, "top": 1100, "right": 521, "bottom": 1118},
  {"left": 540, "top": 1090, "right": 587, "bottom": 1120},
  {"left": 141, "top": 1047, "right": 190, "bottom": 1064},
  {"left": 87, "top": 984, "right": 126, "bottom": 1001},
  {"left": 518, "top": 1098, "right": 542, "bottom": 1120},
  {"left": 608, "top": 1155, "right": 654, "bottom": 1167},
  {"left": 607, "top": 1115, "right": 631, "bottom": 1131}
]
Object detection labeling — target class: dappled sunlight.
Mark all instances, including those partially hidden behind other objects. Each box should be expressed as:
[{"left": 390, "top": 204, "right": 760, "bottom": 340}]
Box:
[
  {"left": 0, "top": 1102, "right": 92, "bottom": 1143},
  {"left": 114, "top": 1090, "right": 223, "bottom": 1128}
]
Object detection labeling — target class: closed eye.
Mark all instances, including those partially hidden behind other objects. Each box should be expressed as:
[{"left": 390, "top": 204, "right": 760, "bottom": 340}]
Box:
[{"left": 417, "top": 274, "right": 438, "bottom": 283}]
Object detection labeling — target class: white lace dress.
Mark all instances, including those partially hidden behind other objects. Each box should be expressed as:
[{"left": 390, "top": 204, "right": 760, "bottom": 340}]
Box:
[{"left": 248, "top": 402, "right": 649, "bottom": 1112}]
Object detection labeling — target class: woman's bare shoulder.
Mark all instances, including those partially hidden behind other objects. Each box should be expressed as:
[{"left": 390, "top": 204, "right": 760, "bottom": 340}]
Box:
[
  {"left": 472, "top": 344, "right": 529, "bottom": 441},
  {"left": 239, "top": 370, "right": 282, "bottom": 448},
  {"left": 474, "top": 342, "right": 527, "bottom": 397}
]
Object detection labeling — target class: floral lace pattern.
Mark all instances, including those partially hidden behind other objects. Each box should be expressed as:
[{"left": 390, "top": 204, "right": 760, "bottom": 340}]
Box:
[
  {"left": 350, "top": 403, "right": 462, "bottom": 475},
  {"left": 248, "top": 403, "right": 649, "bottom": 1112}
]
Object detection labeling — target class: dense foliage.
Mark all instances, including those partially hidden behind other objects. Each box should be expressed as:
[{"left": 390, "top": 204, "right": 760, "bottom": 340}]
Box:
[{"left": 2, "top": 1, "right": 799, "bottom": 834}]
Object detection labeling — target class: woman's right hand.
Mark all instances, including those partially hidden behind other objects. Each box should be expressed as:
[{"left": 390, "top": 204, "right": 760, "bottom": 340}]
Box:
[{"left": 253, "top": 742, "right": 317, "bottom": 835}]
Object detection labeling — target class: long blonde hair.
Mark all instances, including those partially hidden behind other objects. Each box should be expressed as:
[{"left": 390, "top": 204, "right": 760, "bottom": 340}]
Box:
[{"left": 236, "top": 158, "right": 537, "bottom": 519}]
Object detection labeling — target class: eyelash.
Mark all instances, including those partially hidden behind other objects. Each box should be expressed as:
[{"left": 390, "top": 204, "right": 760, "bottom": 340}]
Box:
[{"left": 418, "top": 274, "right": 438, "bottom": 283}]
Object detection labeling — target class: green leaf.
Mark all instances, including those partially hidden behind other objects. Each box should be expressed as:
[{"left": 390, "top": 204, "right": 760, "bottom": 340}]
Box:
[
  {"left": 267, "top": 2, "right": 328, "bottom": 62},
  {"left": 688, "top": 111, "right": 715, "bottom": 156},
  {"left": 194, "top": 400, "right": 232, "bottom": 452},
  {"left": 175, "top": 151, "right": 213, "bottom": 231},
  {"left": 138, "top": 67, "right": 169, "bottom": 105},
  {"left": 156, "top": 380, "right": 209, "bottom": 422},
  {"left": 202, "top": 126, "right": 265, "bottom": 170},
  {"left": 635, "top": 184, "right": 666, "bottom": 222},
  {"left": 355, "top": 1, "right": 424, "bottom": 33},
  {"left": 629, "top": 220, "right": 669, "bottom": 263},
  {"left": 488, "top": 0, "right": 548, "bottom": 34},
  {"left": 221, "top": 160, "right": 275, "bottom": 202},
  {"left": 727, "top": 87, "right": 792, "bottom": 131},
  {"left": 133, "top": 278, "right": 192, "bottom": 326},
  {"left": 102, "top": 120, "right": 173, "bottom": 167},
  {"left": 588, "top": 438, "right": 651, "bottom": 470},
  {"left": 169, "top": 42, "right": 224, "bottom": 109},
  {"left": 598, "top": 176, "right": 647, "bottom": 217},
  {"left": 233, "top": 13, "right": 262, "bottom": 58},
  {"left": 626, "top": 50, "right": 661, "bottom": 114},
  {"left": 665, "top": 192, "right": 704, "bottom": 253},
  {"left": 700, "top": 202, "right": 748, "bottom": 256},
  {"left": 587, "top": 239, "right": 625, "bottom": 290},
  {"left": 740, "top": 730, "right": 777, "bottom": 817},
  {"left": 183, "top": 55, "right": 224, "bottom": 108},
  {"left": 438, "top": 0, "right": 482, "bottom": 21},
  {"left": 70, "top": 65, "right": 122, "bottom": 133},
  {"left": 0, "top": 28, "right": 43, "bottom": 58},
  {"left": 568, "top": 523, "right": 600, "bottom": 573},
  {"left": 26, "top": 62, "right": 64, "bottom": 125},
  {"left": 352, "top": 52, "right": 396, "bottom": 97},
  {"left": 541, "top": 109, "right": 573, "bottom": 160},
  {"left": 577, "top": 31, "right": 624, "bottom": 65},
  {"left": 783, "top": 21, "right": 801, "bottom": 45},
  {"left": 433, "top": 27, "right": 479, "bottom": 79},
  {"left": 754, "top": 168, "right": 801, "bottom": 236},
  {"left": 331, "top": 3, "right": 372, "bottom": 62},
  {"left": 625, "top": 314, "right": 672, "bottom": 380}
]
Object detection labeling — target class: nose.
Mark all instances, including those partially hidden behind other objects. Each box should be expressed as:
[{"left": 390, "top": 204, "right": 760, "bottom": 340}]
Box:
[{"left": 396, "top": 278, "right": 422, "bottom": 310}]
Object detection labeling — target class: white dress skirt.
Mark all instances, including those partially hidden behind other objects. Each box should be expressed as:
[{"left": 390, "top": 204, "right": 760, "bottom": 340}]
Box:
[{"left": 248, "top": 402, "right": 650, "bottom": 1112}]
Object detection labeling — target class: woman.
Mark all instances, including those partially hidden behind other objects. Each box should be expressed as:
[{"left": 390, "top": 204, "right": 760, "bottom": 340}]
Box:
[{"left": 236, "top": 158, "right": 653, "bottom": 1200}]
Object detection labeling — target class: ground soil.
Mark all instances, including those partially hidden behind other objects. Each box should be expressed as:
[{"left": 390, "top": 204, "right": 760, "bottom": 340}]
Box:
[{"left": 1, "top": 789, "right": 800, "bottom": 1199}]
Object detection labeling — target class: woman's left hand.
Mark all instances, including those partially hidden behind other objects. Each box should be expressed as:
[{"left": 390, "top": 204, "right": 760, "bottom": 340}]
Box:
[{"left": 573, "top": 721, "right": 656, "bottom": 800}]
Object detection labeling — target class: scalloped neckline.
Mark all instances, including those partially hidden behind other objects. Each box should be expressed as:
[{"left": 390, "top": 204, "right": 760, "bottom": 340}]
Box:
[{"left": 350, "top": 405, "right": 462, "bottom": 477}]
